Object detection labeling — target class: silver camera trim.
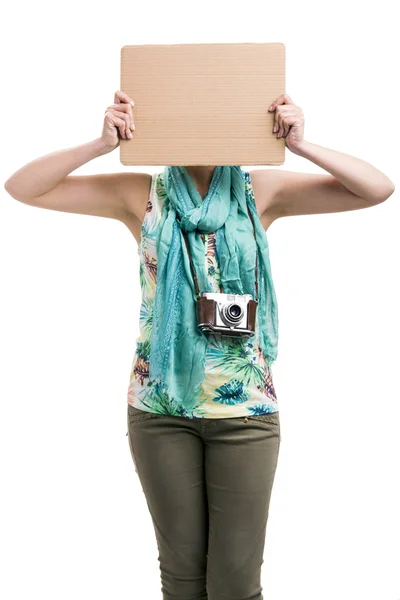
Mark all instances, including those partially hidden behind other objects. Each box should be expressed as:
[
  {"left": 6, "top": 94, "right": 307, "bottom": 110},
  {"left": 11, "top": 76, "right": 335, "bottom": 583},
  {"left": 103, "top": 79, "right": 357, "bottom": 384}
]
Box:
[{"left": 197, "top": 291, "right": 256, "bottom": 338}]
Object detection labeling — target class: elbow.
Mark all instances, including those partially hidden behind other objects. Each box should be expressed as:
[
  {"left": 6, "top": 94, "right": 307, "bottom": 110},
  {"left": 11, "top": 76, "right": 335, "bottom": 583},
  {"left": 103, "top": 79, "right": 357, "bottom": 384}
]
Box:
[
  {"left": 387, "top": 182, "right": 396, "bottom": 198},
  {"left": 4, "top": 179, "right": 12, "bottom": 194},
  {"left": 4, "top": 179, "right": 30, "bottom": 203},
  {"left": 4, "top": 178, "right": 18, "bottom": 199},
  {"left": 380, "top": 182, "right": 395, "bottom": 202},
  {"left": 367, "top": 182, "right": 395, "bottom": 205}
]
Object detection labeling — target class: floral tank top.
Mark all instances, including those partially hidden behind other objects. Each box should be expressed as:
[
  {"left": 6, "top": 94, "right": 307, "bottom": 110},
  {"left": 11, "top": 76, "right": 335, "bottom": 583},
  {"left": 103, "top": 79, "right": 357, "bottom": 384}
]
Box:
[{"left": 127, "top": 169, "right": 279, "bottom": 419}]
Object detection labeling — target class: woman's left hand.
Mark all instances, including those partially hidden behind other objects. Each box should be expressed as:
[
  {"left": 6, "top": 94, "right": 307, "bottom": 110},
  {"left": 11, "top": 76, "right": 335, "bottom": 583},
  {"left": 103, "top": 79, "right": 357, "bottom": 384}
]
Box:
[{"left": 268, "top": 93, "right": 305, "bottom": 153}]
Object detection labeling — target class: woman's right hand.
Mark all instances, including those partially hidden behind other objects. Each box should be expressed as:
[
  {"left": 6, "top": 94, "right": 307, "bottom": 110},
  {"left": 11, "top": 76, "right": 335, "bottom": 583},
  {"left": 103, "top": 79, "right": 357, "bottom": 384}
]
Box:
[{"left": 101, "top": 90, "right": 135, "bottom": 152}]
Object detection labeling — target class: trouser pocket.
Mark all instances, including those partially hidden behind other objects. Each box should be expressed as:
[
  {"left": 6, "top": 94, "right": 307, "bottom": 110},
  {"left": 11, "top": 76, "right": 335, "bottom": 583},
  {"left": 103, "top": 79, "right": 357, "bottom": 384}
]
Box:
[
  {"left": 127, "top": 404, "right": 160, "bottom": 424},
  {"left": 126, "top": 404, "right": 161, "bottom": 473}
]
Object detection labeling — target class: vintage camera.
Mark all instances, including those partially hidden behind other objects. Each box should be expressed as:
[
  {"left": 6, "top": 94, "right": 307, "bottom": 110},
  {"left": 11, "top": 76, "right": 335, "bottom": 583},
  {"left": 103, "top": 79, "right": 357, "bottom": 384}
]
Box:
[
  {"left": 177, "top": 203, "right": 259, "bottom": 339},
  {"left": 197, "top": 291, "right": 257, "bottom": 338}
]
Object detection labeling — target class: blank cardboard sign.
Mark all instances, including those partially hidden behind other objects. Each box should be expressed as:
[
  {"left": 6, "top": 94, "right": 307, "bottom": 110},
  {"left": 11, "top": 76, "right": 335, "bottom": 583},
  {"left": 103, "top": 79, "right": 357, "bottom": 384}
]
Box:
[{"left": 120, "top": 43, "right": 285, "bottom": 167}]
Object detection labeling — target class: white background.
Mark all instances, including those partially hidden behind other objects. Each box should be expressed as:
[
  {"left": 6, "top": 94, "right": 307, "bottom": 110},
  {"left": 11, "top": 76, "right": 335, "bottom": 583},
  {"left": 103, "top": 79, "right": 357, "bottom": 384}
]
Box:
[{"left": 1, "top": 1, "right": 398, "bottom": 599}]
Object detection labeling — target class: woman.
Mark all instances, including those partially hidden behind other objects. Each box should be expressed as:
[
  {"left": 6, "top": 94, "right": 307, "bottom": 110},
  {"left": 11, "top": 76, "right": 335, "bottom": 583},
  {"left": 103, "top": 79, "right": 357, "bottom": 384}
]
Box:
[{"left": 4, "top": 90, "right": 395, "bottom": 600}]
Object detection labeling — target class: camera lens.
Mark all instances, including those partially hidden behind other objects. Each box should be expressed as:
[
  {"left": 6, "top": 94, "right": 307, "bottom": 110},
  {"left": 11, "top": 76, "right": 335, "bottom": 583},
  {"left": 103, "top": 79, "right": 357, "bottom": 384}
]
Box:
[{"left": 228, "top": 304, "right": 242, "bottom": 319}]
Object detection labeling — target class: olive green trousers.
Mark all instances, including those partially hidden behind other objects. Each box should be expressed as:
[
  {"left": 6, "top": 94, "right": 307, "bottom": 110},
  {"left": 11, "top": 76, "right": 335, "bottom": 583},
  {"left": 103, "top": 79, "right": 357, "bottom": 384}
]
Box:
[{"left": 127, "top": 404, "right": 281, "bottom": 600}]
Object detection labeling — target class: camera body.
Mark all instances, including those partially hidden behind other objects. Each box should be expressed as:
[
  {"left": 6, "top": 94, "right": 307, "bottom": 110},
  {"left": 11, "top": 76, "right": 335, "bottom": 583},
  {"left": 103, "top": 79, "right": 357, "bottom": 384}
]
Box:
[{"left": 197, "top": 291, "right": 257, "bottom": 338}]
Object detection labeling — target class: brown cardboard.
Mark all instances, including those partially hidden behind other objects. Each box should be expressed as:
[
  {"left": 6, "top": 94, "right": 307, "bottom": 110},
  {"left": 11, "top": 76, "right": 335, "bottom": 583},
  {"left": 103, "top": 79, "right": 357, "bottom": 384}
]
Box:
[{"left": 120, "top": 43, "right": 285, "bottom": 166}]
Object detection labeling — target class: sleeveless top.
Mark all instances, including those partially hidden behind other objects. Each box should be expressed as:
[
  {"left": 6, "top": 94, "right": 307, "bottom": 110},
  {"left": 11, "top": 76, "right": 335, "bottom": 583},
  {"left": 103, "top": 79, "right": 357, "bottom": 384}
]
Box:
[{"left": 127, "top": 169, "right": 279, "bottom": 419}]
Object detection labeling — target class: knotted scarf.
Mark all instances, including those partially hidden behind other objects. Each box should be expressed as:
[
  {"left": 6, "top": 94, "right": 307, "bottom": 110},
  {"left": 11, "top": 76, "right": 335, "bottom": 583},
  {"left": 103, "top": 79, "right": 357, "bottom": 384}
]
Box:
[{"left": 148, "top": 165, "right": 278, "bottom": 415}]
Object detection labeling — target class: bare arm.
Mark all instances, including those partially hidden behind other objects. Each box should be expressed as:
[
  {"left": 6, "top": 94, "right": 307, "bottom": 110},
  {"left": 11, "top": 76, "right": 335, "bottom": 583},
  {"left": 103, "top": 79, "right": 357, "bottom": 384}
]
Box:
[
  {"left": 4, "top": 138, "right": 134, "bottom": 221},
  {"left": 253, "top": 141, "right": 395, "bottom": 221},
  {"left": 3, "top": 90, "right": 149, "bottom": 222}
]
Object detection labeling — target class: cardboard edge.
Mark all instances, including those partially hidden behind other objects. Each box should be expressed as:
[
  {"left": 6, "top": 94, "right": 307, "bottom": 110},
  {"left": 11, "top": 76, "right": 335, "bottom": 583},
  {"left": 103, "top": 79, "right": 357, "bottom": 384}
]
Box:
[{"left": 119, "top": 149, "right": 131, "bottom": 167}]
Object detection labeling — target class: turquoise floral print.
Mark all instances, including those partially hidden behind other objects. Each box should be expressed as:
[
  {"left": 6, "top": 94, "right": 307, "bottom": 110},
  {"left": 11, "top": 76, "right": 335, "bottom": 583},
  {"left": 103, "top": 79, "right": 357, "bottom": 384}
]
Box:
[{"left": 127, "top": 169, "right": 279, "bottom": 419}]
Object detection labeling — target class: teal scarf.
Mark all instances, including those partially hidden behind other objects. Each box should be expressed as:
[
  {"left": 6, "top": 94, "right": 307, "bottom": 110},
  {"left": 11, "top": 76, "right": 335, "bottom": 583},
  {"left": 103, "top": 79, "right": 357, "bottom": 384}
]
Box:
[{"left": 148, "top": 165, "right": 278, "bottom": 415}]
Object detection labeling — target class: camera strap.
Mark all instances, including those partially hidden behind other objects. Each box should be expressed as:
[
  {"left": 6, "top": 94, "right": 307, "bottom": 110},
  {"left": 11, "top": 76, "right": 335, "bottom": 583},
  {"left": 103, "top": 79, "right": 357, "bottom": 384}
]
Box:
[{"left": 177, "top": 204, "right": 259, "bottom": 302}]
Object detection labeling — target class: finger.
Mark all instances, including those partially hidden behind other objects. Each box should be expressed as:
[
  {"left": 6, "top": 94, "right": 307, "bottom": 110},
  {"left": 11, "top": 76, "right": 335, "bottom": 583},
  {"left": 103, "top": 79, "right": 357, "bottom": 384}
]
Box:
[
  {"left": 272, "top": 106, "right": 279, "bottom": 132},
  {"left": 107, "top": 103, "right": 135, "bottom": 130},
  {"left": 282, "top": 93, "right": 295, "bottom": 104},
  {"left": 106, "top": 109, "right": 131, "bottom": 139},
  {"left": 269, "top": 92, "right": 295, "bottom": 111},
  {"left": 274, "top": 106, "right": 292, "bottom": 136},
  {"left": 274, "top": 105, "right": 285, "bottom": 134},
  {"left": 104, "top": 111, "right": 130, "bottom": 139},
  {"left": 114, "top": 91, "right": 135, "bottom": 130},
  {"left": 279, "top": 110, "right": 296, "bottom": 137},
  {"left": 277, "top": 114, "right": 285, "bottom": 138},
  {"left": 281, "top": 114, "right": 297, "bottom": 137},
  {"left": 114, "top": 90, "right": 135, "bottom": 108},
  {"left": 108, "top": 109, "right": 130, "bottom": 138}
]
